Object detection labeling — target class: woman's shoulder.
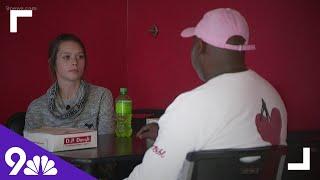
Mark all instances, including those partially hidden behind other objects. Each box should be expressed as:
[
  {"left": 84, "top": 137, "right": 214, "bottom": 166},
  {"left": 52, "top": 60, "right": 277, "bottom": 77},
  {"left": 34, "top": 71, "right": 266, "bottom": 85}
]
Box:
[
  {"left": 88, "top": 83, "right": 113, "bottom": 98},
  {"left": 27, "top": 94, "right": 47, "bottom": 112}
]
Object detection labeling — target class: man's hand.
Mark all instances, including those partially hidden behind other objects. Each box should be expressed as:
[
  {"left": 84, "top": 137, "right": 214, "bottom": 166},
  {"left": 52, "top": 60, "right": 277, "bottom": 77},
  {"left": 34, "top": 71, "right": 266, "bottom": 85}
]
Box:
[{"left": 136, "top": 123, "right": 159, "bottom": 140}]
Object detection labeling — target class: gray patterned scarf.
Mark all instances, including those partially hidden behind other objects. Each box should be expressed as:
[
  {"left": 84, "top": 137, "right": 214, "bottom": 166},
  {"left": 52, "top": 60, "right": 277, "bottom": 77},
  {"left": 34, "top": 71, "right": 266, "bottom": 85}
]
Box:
[{"left": 48, "top": 81, "right": 89, "bottom": 119}]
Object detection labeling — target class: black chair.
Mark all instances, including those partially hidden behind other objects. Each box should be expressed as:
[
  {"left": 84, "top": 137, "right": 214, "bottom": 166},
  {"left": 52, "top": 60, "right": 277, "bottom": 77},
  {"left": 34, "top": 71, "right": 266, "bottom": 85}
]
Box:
[
  {"left": 283, "top": 131, "right": 320, "bottom": 180},
  {"left": 132, "top": 109, "right": 165, "bottom": 118},
  {"left": 5, "top": 112, "right": 26, "bottom": 136},
  {"left": 180, "top": 146, "right": 287, "bottom": 180}
]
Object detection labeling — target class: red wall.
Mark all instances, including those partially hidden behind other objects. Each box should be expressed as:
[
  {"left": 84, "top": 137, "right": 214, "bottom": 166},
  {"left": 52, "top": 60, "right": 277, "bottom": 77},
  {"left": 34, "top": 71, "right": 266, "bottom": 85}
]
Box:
[{"left": 1, "top": 0, "right": 320, "bottom": 131}]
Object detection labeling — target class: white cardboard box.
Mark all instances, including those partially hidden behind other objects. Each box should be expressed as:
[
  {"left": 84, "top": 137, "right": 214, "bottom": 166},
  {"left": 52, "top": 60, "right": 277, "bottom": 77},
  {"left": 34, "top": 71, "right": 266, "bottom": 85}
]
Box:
[
  {"left": 24, "top": 127, "right": 97, "bottom": 152},
  {"left": 146, "top": 118, "right": 159, "bottom": 124}
]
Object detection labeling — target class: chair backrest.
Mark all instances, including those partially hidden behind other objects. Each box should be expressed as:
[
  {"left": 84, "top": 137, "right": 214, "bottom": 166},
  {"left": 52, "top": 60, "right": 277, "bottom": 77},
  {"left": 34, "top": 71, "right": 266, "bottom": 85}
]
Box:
[
  {"left": 180, "top": 145, "right": 287, "bottom": 180},
  {"left": 132, "top": 109, "right": 165, "bottom": 119},
  {"left": 5, "top": 112, "right": 26, "bottom": 136}
]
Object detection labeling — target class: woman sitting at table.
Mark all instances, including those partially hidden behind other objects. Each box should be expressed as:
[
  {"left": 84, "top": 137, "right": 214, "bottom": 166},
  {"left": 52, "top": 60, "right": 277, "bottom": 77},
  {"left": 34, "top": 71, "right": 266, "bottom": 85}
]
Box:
[{"left": 24, "top": 33, "right": 114, "bottom": 135}]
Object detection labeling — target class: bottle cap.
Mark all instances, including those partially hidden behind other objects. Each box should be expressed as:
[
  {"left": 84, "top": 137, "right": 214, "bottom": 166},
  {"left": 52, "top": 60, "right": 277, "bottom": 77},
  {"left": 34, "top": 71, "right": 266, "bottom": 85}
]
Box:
[{"left": 120, "top": 88, "right": 127, "bottom": 95}]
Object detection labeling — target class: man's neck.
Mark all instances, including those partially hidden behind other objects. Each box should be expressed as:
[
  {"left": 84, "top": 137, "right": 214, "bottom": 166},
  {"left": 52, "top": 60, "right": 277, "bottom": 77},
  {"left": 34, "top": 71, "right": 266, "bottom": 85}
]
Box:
[
  {"left": 57, "top": 79, "right": 81, "bottom": 100},
  {"left": 205, "top": 65, "right": 247, "bottom": 81}
]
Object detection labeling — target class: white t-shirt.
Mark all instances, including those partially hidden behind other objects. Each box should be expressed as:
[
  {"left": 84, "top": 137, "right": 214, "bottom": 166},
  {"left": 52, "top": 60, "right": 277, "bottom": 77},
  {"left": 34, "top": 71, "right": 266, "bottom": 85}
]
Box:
[{"left": 125, "top": 70, "right": 287, "bottom": 180}]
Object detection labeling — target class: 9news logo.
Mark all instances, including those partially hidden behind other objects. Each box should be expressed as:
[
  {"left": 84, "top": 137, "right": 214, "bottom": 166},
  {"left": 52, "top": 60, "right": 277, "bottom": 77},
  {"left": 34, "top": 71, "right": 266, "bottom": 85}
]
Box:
[{"left": 5, "top": 147, "right": 58, "bottom": 176}]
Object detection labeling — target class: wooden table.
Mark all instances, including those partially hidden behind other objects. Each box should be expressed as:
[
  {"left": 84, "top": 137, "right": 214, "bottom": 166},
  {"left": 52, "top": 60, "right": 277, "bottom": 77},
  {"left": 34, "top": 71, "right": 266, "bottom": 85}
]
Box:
[{"left": 55, "top": 134, "right": 151, "bottom": 179}]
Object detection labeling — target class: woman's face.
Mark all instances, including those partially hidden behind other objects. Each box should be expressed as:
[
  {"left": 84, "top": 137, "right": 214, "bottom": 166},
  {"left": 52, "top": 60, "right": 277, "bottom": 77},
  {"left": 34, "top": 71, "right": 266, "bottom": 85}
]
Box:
[{"left": 55, "top": 41, "right": 85, "bottom": 82}]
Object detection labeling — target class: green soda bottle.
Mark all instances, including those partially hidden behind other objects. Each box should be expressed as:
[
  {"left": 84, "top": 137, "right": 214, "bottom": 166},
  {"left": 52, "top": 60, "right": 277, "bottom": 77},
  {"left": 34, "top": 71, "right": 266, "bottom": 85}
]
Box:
[{"left": 115, "top": 88, "right": 132, "bottom": 137}]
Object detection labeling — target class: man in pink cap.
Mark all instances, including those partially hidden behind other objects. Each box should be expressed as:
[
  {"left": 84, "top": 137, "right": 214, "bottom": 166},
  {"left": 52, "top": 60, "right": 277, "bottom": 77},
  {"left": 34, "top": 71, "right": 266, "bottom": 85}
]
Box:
[{"left": 126, "top": 8, "right": 287, "bottom": 180}]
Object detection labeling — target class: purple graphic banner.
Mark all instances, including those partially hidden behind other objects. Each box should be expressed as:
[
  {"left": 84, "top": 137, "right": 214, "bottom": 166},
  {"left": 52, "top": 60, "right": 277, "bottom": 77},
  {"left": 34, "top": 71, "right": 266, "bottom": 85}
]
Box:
[{"left": 0, "top": 125, "right": 95, "bottom": 179}]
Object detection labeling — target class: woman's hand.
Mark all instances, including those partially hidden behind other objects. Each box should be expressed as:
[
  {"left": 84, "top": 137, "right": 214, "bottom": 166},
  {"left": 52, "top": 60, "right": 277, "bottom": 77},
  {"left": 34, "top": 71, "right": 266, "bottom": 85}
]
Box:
[{"left": 136, "top": 123, "right": 159, "bottom": 141}]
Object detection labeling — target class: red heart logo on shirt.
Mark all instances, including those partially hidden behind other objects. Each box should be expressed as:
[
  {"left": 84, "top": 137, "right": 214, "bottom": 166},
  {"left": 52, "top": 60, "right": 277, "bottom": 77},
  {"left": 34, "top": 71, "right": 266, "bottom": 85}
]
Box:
[{"left": 255, "top": 108, "right": 282, "bottom": 145}]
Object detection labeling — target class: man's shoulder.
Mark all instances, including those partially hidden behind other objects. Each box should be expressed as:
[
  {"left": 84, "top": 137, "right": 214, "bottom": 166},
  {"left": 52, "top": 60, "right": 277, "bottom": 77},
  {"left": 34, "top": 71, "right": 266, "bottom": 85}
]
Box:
[{"left": 168, "top": 85, "right": 216, "bottom": 111}]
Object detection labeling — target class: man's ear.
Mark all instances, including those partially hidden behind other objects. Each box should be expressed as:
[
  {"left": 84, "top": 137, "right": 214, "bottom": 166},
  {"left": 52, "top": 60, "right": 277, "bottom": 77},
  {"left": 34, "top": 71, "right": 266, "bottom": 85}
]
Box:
[
  {"left": 193, "top": 38, "right": 206, "bottom": 55},
  {"left": 199, "top": 39, "right": 207, "bottom": 54}
]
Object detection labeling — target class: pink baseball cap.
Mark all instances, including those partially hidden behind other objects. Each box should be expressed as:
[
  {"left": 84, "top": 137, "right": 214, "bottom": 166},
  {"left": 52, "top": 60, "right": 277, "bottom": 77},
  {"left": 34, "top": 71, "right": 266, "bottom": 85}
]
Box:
[{"left": 181, "top": 8, "right": 256, "bottom": 51}]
